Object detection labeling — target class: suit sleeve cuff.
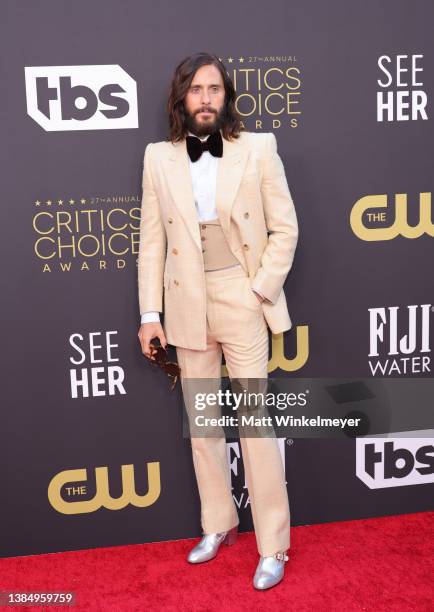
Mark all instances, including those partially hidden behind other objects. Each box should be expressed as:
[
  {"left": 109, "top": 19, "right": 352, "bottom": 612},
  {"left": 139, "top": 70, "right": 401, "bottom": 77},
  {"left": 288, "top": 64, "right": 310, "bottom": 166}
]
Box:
[
  {"left": 141, "top": 312, "right": 160, "bottom": 324},
  {"left": 251, "top": 288, "right": 272, "bottom": 303},
  {"left": 250, "top": 267, "right": 282, "bottom": 305}
]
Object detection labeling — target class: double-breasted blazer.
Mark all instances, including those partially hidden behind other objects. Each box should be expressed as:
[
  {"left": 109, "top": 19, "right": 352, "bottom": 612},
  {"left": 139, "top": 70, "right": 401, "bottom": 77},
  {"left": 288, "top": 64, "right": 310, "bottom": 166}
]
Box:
[{"left": 137, "top": 130, "right": 299, "bottom": 350}]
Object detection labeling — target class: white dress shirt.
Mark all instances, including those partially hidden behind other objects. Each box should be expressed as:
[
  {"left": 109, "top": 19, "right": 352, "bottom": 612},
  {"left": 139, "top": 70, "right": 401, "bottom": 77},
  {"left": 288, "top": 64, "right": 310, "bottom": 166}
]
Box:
[{"left": 140, "top": 130, "right": 265, "bottom": 324}]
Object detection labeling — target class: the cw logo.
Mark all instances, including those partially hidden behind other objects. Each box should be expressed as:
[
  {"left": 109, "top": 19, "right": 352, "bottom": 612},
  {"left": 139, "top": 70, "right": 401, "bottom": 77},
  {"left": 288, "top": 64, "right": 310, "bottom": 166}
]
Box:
[
  {"left": 48, "top": 462, "right": 161, "bottom": 515},
  {"left": 221, "top": 326, "right": 309, "bottom": 377},
  {"left": 350, "top": 192, "right": 433, "bottom": 241}
]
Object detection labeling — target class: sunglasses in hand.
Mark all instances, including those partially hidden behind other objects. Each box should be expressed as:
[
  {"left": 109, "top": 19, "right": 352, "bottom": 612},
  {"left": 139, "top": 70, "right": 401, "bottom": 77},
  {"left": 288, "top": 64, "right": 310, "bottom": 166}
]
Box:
[{"left": 144, "top": 342, "right": 181, "bottom": 391}]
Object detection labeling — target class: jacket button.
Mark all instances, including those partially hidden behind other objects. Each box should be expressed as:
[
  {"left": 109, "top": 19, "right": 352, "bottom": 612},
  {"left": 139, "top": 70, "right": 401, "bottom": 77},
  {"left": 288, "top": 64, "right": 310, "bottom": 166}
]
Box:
[
  {"left": 244, "top": 212, "right": 249, "bottom": 219},
  {"left": 174, "top": 279, "right": 179, "bottom": 286},
  {"left": 201, "top": 236, "right": 206, "bottom": 241},
  {"left": 172, "top": 248, "right": 178, "bottom": 255},
  {"left": 201, "top": 224, "right": 207, "bottom": 229},
  {"left": 202, "top": 249, "right": 206, "bottom": 253},
  {"left": 168, "top": 217, "right": 173, "bottom": 223},
  {"left": 243, "top": 243, "right": 249, "bottom": 250}
]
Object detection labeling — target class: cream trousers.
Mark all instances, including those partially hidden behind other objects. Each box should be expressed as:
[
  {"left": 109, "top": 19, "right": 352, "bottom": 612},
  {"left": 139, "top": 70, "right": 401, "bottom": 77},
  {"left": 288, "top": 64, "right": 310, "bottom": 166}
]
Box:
[{"left": 175, "top": 263, "right": 290, "bottom": 556}]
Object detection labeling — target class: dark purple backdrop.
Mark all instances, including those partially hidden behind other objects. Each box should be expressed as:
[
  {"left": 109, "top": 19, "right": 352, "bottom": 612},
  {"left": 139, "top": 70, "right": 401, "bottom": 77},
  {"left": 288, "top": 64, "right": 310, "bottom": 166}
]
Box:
[{"left": 1, "top": 0, "right": 433, "bottom": 557}]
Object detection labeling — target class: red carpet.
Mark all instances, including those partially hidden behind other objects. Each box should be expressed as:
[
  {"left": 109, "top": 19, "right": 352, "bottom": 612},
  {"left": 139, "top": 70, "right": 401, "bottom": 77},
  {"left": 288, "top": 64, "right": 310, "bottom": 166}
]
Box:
[{"left": 0, "top": 511, "right": 432, "bottom": 611}]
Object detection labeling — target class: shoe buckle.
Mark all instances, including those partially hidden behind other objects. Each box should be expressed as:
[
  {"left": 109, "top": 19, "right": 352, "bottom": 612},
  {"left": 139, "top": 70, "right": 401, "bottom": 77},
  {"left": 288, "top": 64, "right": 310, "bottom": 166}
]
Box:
[{"left": 274, "top": 552, "right": 289, "bottom": 562}]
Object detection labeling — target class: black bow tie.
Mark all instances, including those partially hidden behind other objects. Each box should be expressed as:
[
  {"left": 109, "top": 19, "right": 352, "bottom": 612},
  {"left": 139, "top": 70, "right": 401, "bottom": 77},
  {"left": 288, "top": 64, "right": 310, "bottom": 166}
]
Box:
[{"left": 186, "top": 130, "right": 223, "bottom": 162}]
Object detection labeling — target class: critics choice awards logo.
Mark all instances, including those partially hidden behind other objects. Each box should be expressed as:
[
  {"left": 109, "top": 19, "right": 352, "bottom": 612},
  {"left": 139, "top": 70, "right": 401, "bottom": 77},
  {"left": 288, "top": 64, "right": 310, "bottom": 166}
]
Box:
[
  {"left": 32, "top": 195, "right": 141, "bottom": 273},
  {"left": 219, "top": 54, "right": 301, "bottom": 130}
]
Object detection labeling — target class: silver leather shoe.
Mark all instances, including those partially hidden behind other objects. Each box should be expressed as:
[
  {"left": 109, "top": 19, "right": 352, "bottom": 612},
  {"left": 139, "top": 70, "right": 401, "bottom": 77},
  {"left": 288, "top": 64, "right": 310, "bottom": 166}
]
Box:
[
  {"left": 253, "top": 551, "right": 289, "bottom": 590},
  {"left": 187, "top": 525, "right": 238, "bottom": 563}
]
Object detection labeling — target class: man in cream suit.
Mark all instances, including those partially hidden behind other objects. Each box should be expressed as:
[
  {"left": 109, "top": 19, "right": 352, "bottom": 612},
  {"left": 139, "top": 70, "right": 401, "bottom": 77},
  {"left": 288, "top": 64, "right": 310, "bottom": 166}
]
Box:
[{"left": 137, "top": 52, "right": 298, "bottom": 590}]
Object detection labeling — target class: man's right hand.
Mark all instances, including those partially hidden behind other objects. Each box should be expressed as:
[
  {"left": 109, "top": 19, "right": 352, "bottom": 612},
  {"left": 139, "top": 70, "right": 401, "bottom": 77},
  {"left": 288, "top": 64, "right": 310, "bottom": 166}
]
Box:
[{"left": 138, "top": 322, "right": 167, "bottom": 359}]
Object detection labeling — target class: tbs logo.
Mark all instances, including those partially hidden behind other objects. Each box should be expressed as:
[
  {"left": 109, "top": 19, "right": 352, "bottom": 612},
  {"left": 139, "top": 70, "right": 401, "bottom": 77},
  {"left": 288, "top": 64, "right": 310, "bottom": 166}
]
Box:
[
  {"left": 356, "top": 436, "right": 434, "bottom": 489},
  {"left": 25, "top": 65, "right": 138, "bottom": 131}
]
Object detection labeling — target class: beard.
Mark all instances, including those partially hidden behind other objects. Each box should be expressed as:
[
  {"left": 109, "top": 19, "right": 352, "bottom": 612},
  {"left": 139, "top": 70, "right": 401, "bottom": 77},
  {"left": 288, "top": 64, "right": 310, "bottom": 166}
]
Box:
[{"left": 184, "top": 105, "right": 227, "bottom": 137}]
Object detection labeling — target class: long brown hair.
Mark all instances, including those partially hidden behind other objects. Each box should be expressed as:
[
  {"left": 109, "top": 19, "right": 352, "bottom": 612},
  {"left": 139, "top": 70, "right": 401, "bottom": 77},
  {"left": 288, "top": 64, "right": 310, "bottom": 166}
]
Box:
[{"left": 166, "top": 52, "right": 243, "bottom": 143}]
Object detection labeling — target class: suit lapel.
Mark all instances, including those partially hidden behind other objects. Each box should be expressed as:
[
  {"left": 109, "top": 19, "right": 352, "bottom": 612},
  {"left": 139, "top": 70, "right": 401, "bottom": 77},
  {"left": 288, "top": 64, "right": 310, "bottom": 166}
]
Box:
[{"left": 163, "top": 133, "right": 250, "bottom": 252}]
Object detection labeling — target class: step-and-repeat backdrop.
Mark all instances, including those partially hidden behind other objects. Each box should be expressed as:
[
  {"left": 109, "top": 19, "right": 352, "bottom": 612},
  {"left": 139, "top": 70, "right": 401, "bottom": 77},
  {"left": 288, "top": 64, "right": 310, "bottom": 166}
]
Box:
[{"left": 1, "top": 0, "right": 433, "bottom": 557}]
